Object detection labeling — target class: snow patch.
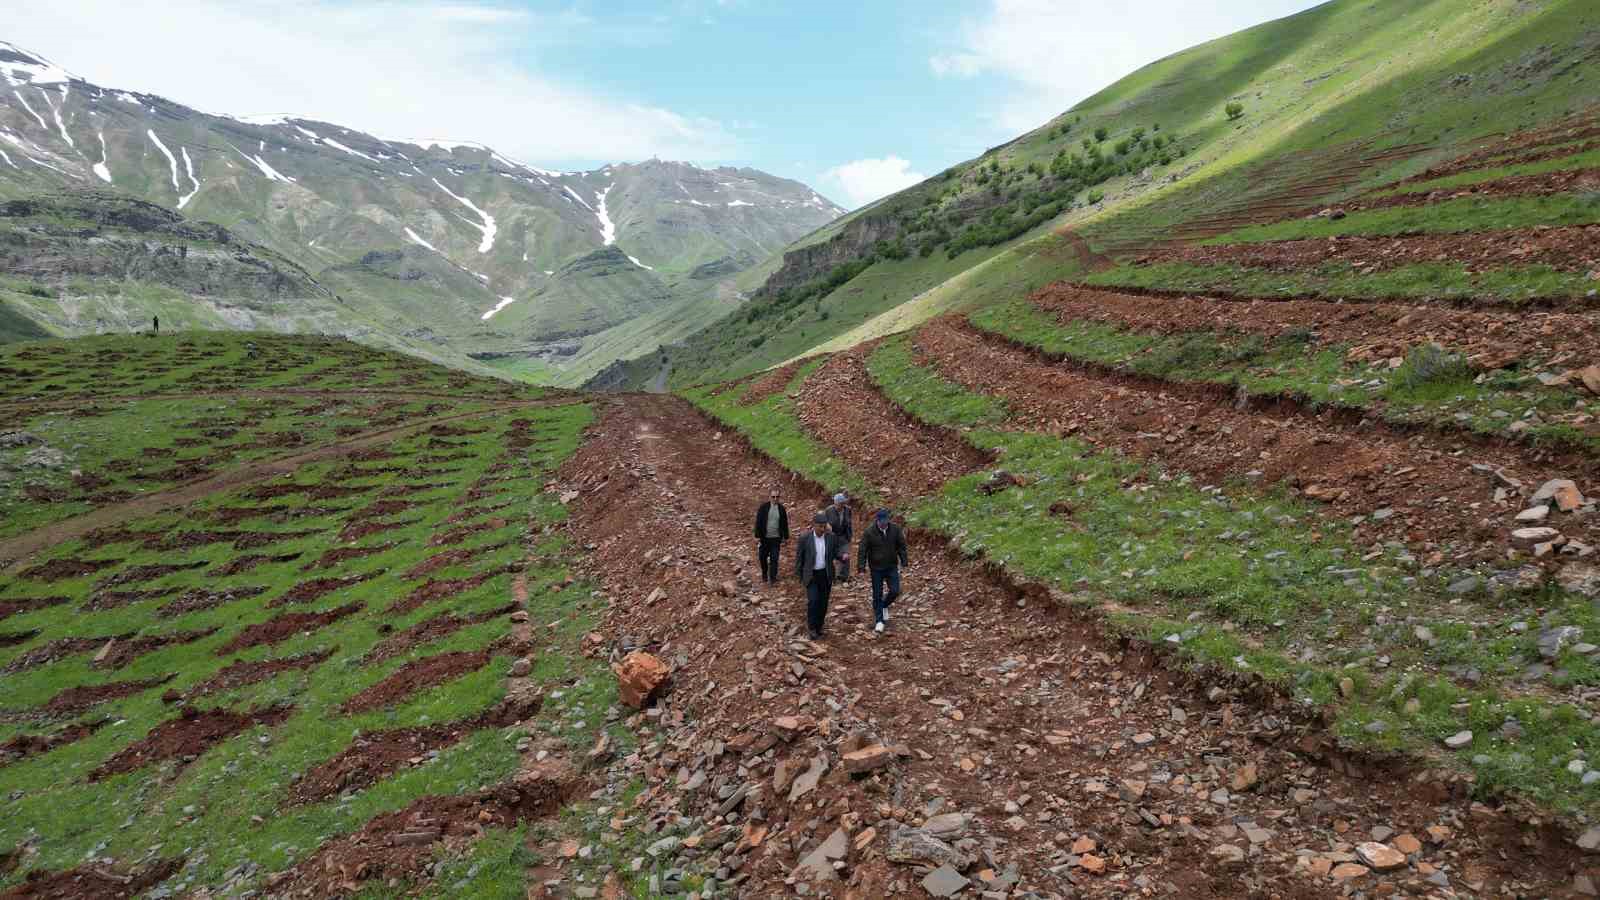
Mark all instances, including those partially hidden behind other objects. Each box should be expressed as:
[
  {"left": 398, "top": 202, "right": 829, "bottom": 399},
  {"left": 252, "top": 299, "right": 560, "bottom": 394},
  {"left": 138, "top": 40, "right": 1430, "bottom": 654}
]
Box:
[
  {"left": 237, "top": 114, "right": 292, "bottom": 126},
  {"left": 727, "top": 199, "right": 753, "bottom": 207},
  {"left": 91, "top": 131, "right": 111, "bottom": 182},
  {"left": 595, "top": 185, "right": 617, "bottom": 245},
  {"left": 562, "top": 186, "right": 593, "bottom": 210},
  {"left": 0, "top": 145, "right": 13, "bottom": 168},
  {"left": 403, "top": 227, "right": 440, "bottom": 253},
  {"left": 41, "top": 88, "right": 73, "bottom": 149},
  {"left": 323, "top": 136, "right": 377, "bottom": 162},
  {"left": 147, "top": 130, "right": 179, "bottom": 192},
  {"left": 178, "top": 146, "right": 201, "bottom": 209},
  {"left": 626, "top": 254, "right": 654, "bottom": 271},
  {"left": 480, "top": 295, "right": 518, "bottom": 320},
  {"left": 293, "top": 125, "right": 321, "bottom": 140},
  {"left": 115, "top": 91, "right": 140, "bottom": 104},
  {"left": 229, "top": 143, "right": 295, "bottom": 183},
  {"left": 0, "top": 42, "right": 74, "bottom": 86},
  {"left": 430, "top": 177, "right": 496, "bottom": 253},
  {"left": 543, "top": 270, "right": 554, "bottom": 276},
  {"left": 12, "top": 91, "right": 47, "bottom": 130}
]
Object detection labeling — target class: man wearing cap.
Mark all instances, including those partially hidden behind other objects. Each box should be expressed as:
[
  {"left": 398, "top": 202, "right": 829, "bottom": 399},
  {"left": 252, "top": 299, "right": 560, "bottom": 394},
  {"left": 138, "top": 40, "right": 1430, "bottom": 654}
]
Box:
[
  {"left": 795, "top": 512, "right": 840, "bottom": 640},
  {"left": 824, "top": 491, "right": 854, "bottom": 584},
  {"left": 753, "top": 488, "right": 789, "bottom": 586},
  {"left": 857, "top": 508, "right": 909, "bottom": 634}
]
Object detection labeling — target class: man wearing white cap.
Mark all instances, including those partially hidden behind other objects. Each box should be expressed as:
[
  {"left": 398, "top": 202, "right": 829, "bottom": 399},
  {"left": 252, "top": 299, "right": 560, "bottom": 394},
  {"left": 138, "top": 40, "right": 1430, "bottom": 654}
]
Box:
[{"left": 824, "top": 491, "right": 853, "bottom": 584}]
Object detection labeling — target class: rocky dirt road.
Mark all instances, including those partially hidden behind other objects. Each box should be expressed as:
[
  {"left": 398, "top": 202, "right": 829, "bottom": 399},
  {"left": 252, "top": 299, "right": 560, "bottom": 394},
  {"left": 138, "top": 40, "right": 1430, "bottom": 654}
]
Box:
[{"left": 557, "top": 394, "right": 1592, "bottom": 898}]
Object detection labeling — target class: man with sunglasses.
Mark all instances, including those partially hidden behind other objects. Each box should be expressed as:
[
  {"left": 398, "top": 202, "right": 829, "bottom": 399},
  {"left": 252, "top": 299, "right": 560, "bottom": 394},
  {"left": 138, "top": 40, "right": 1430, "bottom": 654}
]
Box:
[{"left": 753, "top": 487, "right": 789, "bottom": 585}]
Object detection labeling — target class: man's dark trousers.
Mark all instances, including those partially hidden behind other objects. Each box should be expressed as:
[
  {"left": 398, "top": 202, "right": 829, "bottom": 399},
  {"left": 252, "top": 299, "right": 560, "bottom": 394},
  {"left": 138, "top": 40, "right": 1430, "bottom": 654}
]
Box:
[
  {"left": 758, "top": 538, "right": 783, "bottom": 583},
  {"left": 869, "top": 567, "right": 900, "bottom": 624},
  {"left": 806, "top": 567, "right": 833, "bottom": 636}
]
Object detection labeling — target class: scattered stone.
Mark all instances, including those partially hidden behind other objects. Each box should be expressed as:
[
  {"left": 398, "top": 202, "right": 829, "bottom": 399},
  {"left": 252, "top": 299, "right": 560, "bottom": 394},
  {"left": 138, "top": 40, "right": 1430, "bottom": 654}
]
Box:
[
  {"left": 1559, "top": 564, "right": 1600, "bottom": 598},
  {"left": 1513, "top": 527, "right": 1562, "bottom": 548},
  {"left": 1356, "top": 842, "right": 1407, "bottom": 871},
  {"left": 1331, "top": 863, "right": 1371, "bottom": 880},
  {"left": 612, "top": 651, "right": 670, "bottom": 708},
  {"left": 1577, "top": 827, "right": 1600, "bottom": 852},
  {"left": 508, "top": 657, "right": 533, "bottom": 677},
  {"left": 1516, "top": 506, "right": 1552, "bottom": 523},
  {"left": 920, "top": 865, "right": 969, "bottom": 897},
  {"left": 1231, "top": 763, "right": 1259, "bottom": 792},
  {"left": 1394, "top": 833, "right": 1422, "bottom": 855},
  {"left": 1533, "top": 479, "right": 1587, "bottom": 512},
  {"left": 792, "top": 828, "right": 846, "bottom": 883},
  {"left": 1444, "top": 731, "right": 1473, "bottom": 750},
  {"left": 887, "top": 827, "right": 973, "bottom": 870},
  {"left": 1539, "top": 626, "right": 1583, "bottom": 660},
  {"left": 842, "top": 745, "right": 895, "bottom": 774}
]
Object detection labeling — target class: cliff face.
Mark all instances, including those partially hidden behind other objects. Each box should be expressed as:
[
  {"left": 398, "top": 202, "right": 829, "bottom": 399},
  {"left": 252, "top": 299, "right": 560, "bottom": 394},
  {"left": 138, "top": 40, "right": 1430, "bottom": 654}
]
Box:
[{"left": 754, "top": 215, "right": 900, "bottom": 299}]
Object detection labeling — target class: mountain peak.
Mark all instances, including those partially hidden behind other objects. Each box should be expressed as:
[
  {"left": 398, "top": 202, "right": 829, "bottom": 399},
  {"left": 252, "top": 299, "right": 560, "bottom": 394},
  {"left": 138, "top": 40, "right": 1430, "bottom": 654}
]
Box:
[{"left": 0, "top": 41, "right": 75, "bottom": 87}]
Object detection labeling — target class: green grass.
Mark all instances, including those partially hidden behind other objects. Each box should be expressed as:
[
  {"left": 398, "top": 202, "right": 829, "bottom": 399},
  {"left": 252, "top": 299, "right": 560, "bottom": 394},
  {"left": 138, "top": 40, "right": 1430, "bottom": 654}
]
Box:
[
  {"left": 1377, "top": 146, "right": 1600, "bottom": 196},
  {"left": 970, "top": 298, "right": 1600, "bottom": 453},
  {"left": 1206, "top": 194, "right": 1600, "bottom": 244},
  {"left": 0, "top": 339, "right": 596, "bottom": 896},
  {"left": 864, "top": 335, "right": 1008, "bottom": 428},
  {"left": 1082, "top": 259, "right": 1600, "bottom": 304}
]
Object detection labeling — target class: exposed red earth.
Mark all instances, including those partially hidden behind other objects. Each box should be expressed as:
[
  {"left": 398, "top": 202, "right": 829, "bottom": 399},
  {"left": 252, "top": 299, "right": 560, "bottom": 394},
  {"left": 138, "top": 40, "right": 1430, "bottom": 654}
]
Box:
[{"left": 88, "top": 704, "right": 293, "bottom": 780}]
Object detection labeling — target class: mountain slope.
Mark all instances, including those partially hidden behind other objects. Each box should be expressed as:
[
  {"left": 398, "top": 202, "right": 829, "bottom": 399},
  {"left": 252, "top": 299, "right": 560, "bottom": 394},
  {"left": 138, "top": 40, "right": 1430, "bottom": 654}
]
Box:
[
  {"left": 0, "top": 41, "right": 844, "bottom": 382},
  {"left": 617, "top": 0, "right": 1599, "bottom": 389}
]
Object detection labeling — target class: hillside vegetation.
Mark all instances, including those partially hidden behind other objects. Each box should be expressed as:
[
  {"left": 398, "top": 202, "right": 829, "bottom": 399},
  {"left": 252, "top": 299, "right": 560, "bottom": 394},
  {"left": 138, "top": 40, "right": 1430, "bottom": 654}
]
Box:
[{"left": 616, "top": 0, "right": 1598, "bottom": 389}]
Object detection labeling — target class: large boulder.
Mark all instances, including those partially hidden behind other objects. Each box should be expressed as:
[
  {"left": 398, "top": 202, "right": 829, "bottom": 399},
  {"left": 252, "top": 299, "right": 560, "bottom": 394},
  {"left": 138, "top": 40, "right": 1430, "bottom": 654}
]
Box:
[{"left": 612, "top": 651, "right": 670, "bottom": 708}]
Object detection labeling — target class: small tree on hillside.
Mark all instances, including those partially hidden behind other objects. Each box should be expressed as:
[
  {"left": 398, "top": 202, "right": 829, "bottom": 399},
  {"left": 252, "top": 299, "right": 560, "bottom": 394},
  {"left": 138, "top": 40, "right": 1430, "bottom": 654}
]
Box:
[
  {"left": 1225, "top": 102, "right": 1245, "bottom": 121},
  {"left": 1094, "top": 127, "right": 1109, "bottom": 142}
]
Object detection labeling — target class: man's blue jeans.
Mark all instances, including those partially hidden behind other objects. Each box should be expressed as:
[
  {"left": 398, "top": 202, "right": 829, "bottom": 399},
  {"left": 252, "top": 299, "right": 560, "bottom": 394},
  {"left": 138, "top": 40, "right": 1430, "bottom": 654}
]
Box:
[{"left": 869, "top": 567, "right": 900, "bottom": 624}]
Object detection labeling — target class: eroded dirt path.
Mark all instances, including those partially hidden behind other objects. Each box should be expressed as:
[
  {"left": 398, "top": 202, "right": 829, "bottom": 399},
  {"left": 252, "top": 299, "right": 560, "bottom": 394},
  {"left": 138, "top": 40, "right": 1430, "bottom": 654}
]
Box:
[
  {"left": 560, "top": 394, "right": 1587, "bottom": 898},
  {"left": 0, "top": 398, "right": 579, "bottom": 572}
]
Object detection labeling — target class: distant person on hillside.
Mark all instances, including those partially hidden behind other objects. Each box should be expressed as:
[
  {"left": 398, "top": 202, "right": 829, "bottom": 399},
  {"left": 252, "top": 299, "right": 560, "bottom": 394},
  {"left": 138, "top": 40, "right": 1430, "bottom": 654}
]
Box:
[
  {"left": 824, "top": 491, "right": 853, "bottom": 583},
  {"left": 796, "top": 512, "right": 839, "bottom": 640},
  {"left": 152, "top": 315, "right": 159, "bottom": 336},
  {"left": 754, "top": 488, "right": 789, "bottom": 585},
  {"left": 858, "top": 508, "right": 909, "bottom": 634}
]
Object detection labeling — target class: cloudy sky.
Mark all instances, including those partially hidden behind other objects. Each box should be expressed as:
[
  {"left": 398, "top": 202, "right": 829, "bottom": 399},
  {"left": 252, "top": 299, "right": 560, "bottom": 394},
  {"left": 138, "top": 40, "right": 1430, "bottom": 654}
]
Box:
[{"left": 4, "top": 0, "right": 1324, "bottom": 208}]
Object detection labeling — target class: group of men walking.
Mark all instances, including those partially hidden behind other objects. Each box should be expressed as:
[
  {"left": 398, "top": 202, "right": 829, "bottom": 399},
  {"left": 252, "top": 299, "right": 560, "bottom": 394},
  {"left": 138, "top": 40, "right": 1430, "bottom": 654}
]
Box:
[{"left": 754, "top": 489, "right": 909, "bottom": 640}]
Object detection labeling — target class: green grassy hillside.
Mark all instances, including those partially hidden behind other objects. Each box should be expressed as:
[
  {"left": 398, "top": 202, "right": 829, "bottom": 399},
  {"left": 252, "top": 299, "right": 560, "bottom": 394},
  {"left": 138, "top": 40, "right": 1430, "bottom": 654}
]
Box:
[{"left": 641, "top": 0, "right": 1599, "bottom": 388}]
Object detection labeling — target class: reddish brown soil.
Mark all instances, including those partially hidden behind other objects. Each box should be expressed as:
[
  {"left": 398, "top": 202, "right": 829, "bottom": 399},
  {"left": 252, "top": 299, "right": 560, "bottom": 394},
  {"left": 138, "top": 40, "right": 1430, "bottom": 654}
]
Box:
[
  {"left": 207, "top": 504, "right": 289, "bottom": 525},
  {"left": 215, "top": 603, "right": 363, "bottom": 655},
  {"left": 0, "top": 596, "right": 67, "bottom": 623},
  {"left": 386, "top": 567, "right": 515, "bottom": 615},
  {"left": 795, "top": 352, "right": 993, "bottom": 505},
  {"left": 547, "top": 393, "right": 1590, "bottom": 898},
  {"left": 915, "top": 317, "right": 1599, "bottom": 558},
  {"left": 267, "top": 760, "right": 574, "bottom": 897},
  {"left": 209, "top": 552, "right": 302, "bottom": 577},
  {"left": 1347, "top": 168, "right": 1600, "bottom": 212},
  {"left": 363, "top": 604, "right": 517, "bottom": 664},
  {"left": 442, "top": 500, "right": 514, "bottom": 524},
  {"left": 0, "top": 857, "right": 184, "bottom": 899},
  {"left": 1029, "top": 283, "right": 1600, "bottom": 372},
  {"left": 346, "top": 499, "right": 417, "bottom": 521},
  {"left": 378, "top": 480, "right": 453, "bottom": 498},
  {"left": 155, "top": 586, "right": 268, "bottom": 617},
  {"left": 80, "top": 588, "right": 179, "bottom": 612},
  {"left": 0, "top": 629, "right": 39, "bottom": 647},
  {"left": 269, "top": 572, "right": 383, "bottom": 608},
  {"left": 18, "top": 557, "right": 119, "bottom": 583},
  {"left": 189, "top": 649, "right": 334, "bottom": 697},
  {"left": 38, "top": 675, "right": 175, "bottom": 716},
  {"left": 0, "top": 720, "right": 108, "bottom": 766},
  {"left": 340, "top": 650, "right": 494, "bottom": 713},
  {"left": 337, "top": 516, "right": 422, "bottom": 543},
  {"left": 232, "top": 529, "right": 319, "bottom": 550},
  {"left": 1406, "top": 117, "right": 1600, "bottom": 180},
  {"left": 401, "top": 541, "right": 514, "bottom": 580},
  {"left": 79, "top": 527, "right": 164, "bottom": 551},
  {"left": 428, "top": 519, "right": 508, "bottom": 548},
  {"left": 93, "top": 628, "right": 219, "bottom": 670},
  {"left": 290, "top": 693, "right": 539, "bottom": 804},
  {"left": 1142, "top": 225, "right": 1600, "bottom": 280},
  {"left": 737, "top": 357, "right": 812, "bottom": 405},
  {"left": 301, "top": 542, "right": 397, "bottom": 572},
  {"left": 94, "top": 561, "right": 208, "bottom": 590},
  {"left": 4, "top": 636, "right": 132, "bottom": 673},
  {"left": 89, "top": 704, "right": 292, "bottom": 780}
]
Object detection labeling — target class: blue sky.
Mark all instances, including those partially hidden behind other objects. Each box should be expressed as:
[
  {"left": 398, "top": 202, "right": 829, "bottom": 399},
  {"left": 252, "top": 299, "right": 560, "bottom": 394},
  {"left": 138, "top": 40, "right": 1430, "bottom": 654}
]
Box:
[{"left": 6, "top": 0, "right": 1325, "bottom": 207}]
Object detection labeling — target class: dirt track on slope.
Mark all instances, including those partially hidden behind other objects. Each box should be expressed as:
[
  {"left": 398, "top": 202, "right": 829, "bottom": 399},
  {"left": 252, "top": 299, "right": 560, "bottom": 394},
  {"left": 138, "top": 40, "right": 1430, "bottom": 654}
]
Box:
[
  {"left": 556, "top": 394, "right": 1590, "bottom": 898},
  {"left": 0, "top": 398, "right": 579, "bottom": 573}
]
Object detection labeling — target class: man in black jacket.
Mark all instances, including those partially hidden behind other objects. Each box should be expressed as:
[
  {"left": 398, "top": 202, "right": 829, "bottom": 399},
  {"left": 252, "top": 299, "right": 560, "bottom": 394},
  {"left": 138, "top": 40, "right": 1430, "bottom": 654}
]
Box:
[
  {"left": 857, "top": 508, "right": 909, "bottom": 634},
  {"left": 795, "top": 512, "right": 839, "bottom": 639},
  {"left": 824, "top": 492, "right": 853, "bottom": 583},
  {"left": 754, "top": 489, "right": 789, "bottom": 585}
]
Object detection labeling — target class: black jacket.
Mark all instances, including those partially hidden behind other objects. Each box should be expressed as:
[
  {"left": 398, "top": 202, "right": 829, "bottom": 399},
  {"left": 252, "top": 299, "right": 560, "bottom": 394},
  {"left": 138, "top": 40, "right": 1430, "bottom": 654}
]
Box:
[
  {"left": 755, "top": 502, "right": 789, "bottom": 541},
  {"left": 795, "top": 531, "right": 839, "bottom": 586},
  {"left": 857, "top": 522, "right": 909, "bottom": 572},
  {"left": 824, "top": 504, "right": 853, "bottom": 543}
]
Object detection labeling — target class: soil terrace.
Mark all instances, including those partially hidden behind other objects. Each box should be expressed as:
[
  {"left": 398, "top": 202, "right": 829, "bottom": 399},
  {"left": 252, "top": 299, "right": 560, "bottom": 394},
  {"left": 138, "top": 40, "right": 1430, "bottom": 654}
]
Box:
[
  {"left": 555, "top": 394, "right": 1591, "bottom": 897},
  {"left": 88, "top": 704, "right": 293, "bottom": 781}
]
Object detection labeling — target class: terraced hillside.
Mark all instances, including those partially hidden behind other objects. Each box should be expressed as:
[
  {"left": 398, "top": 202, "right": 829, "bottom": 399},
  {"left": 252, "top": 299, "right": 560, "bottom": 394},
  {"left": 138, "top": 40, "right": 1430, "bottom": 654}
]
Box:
[{"left": 609, "top": 0, "right": 1599, "bottom": 390}]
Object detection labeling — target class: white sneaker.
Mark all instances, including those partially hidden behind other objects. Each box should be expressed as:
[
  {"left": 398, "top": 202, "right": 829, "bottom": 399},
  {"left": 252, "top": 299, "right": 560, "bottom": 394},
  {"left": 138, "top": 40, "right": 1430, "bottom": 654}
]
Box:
[
  {"left": 882, "top": 608, "right": 889, "bottom": 624},
  {"left": 874, "top": 621, "right": 885, "bottom": 634}
]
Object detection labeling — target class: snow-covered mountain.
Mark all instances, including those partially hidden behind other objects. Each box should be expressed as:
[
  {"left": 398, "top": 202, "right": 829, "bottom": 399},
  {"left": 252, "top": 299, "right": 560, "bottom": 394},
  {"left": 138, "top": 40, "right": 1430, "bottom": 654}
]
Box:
[{"left": 0, "top": 40, "right": 845, "bottom": 383}]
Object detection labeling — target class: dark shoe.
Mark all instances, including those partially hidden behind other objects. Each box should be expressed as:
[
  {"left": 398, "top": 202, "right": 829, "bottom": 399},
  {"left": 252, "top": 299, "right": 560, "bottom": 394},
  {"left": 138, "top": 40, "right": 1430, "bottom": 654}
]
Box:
[{"left": 808, "top": 628, "right": 821, "bottom": 640}]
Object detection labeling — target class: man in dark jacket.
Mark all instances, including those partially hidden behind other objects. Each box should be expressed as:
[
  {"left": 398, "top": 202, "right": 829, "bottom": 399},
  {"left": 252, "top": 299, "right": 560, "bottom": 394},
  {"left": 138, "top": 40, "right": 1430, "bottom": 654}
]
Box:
[
  {"left": 824, "top": 492, "right": 853, "bottom": 583},
  {"left": 754, "top": 489, "right": 789, "bottom": 585},
  {"left": 795, "top": 512, "right": 839, "bottom": 639},
  {"left": 857, "top": 508, "right": 909, "bottom": 633}
]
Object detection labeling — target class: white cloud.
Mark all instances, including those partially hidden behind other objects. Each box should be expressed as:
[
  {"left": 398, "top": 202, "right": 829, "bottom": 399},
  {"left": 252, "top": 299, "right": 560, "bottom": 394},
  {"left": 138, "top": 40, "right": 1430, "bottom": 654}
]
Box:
[
  {"left": 931, "top": 0, "right": 1324, "bottom": 133},
  {"left": 4, "top": 0, "right": 734, "bottom": 167},
  {"left": 819, "top": 156, "right": 926, "bottom": 209}
]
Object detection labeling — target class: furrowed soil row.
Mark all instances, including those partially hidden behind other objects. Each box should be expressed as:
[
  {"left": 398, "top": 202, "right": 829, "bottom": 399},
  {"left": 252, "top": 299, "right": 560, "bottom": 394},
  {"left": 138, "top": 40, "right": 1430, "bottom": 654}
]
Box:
[
  {"left": 364, "top": 604, "right": 518, "bottom": 664},
  {"left": 1029, "top": 284, "right": 1600, "bottom": 384},
  {"left": 215, "top": 604, "right": 364, "bottom": 655},
  {"left": 1344, "top": 168, "right": 1600, "bottom": 213},
  {"left": 339, "top": 649, "right": 494, "bottom": 714},
  {"left": 556, "top": 394, "right": 1588, "bottom": 897},
  {"left": 88, "top": 704, "right": 293, "bottom": 781},
  {"left": 916, "top": 317, "right": 1597, "bottom": 563},
  {"left": 0, "top": 398, "right": 577, "bottom": 572},
  {"left": 188, "top": 649, "right": 335, "bottom": 698},
  {"left": 1138, "top": 225, "right": 1600, "bottom": 280}
]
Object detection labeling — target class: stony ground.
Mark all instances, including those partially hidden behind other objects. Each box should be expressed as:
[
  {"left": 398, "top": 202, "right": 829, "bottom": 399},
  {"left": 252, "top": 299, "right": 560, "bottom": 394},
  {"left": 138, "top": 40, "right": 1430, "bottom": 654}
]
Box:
[{"left": 553, "top": 394, "right": 1598, "bottom": 899}]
